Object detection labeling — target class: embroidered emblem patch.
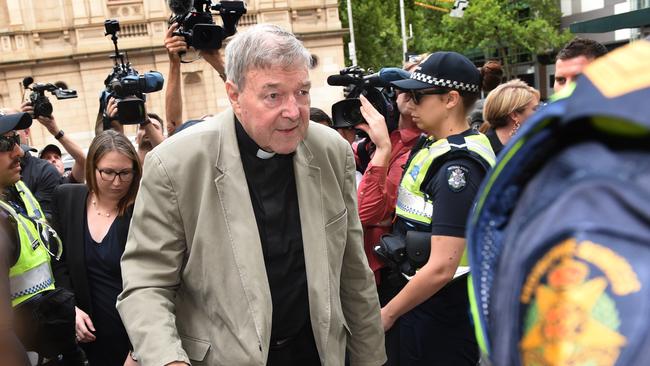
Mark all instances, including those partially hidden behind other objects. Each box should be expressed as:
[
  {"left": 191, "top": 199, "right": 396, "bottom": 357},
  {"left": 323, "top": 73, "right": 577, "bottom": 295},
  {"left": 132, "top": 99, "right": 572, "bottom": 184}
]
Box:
[
  {"left": 519, "top": 238, "right": 641, "bottom": 366},
  {"left": 446, "top": 165, "right": 467, "bottom": 192}
]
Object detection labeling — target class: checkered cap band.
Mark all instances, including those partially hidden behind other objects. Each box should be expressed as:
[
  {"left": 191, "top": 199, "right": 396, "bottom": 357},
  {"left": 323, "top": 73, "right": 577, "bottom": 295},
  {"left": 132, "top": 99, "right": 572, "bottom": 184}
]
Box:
[{"left": 411, "top": 72, "right": 480, "bottom": 93}]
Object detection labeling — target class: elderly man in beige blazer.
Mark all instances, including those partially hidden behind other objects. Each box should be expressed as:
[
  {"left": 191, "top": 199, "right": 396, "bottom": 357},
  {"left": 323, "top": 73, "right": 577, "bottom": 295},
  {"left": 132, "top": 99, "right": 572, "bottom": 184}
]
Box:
[{"left": 117, "top": 24, "right": 385, "bottom": 366}]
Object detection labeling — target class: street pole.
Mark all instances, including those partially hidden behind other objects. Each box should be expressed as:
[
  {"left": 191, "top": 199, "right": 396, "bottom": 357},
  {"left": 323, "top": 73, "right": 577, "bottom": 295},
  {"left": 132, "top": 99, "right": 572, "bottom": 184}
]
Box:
[
  {"left": 400, "top": 0, "right": 408, "bottom": 62},
  {"left": 346, "top": 0, "right": 358, "bottom": 66}
]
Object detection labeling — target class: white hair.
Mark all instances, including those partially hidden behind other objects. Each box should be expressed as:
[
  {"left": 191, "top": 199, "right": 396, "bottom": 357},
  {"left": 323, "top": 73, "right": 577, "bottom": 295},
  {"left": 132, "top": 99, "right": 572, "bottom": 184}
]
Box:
[{"left": 225, "top": 24, "right": 312, "bottom": 90}]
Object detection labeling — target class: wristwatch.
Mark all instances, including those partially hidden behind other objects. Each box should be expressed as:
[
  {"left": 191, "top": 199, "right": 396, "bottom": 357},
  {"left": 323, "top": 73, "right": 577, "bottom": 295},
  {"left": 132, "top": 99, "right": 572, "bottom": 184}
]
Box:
[{"left": 54, "top": 130, "right": 64, "bottom": 140}]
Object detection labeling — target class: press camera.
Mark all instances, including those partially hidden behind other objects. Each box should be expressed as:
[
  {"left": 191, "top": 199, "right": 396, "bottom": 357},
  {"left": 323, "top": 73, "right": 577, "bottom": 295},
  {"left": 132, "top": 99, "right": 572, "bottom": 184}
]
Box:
[
  {"left": 168, "top": 0, "right": 247, "bottom": 51},
  {"left": 22, "top": 77, "right": 77, "bottom": 119},
  {"left": 327, "top": 66, "right": 400, "bottom": 132},
  {"left": 100, "top": 20, "right": 164, "bottom": 127}
]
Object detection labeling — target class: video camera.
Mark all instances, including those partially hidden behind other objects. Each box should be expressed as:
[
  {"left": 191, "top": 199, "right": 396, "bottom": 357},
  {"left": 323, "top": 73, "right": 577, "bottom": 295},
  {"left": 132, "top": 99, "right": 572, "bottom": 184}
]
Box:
[
  {"left": 327, "top": 66, "right": 401, "bottom": 132},
  {"left": 100, "top": 19, "right": 164, "bottom": 128},
  {"left": 168, "top": 0, "right": 246, "bottom": 51},
  {"left": 22, "top": 77, "right": 77, "bottom": 119}
]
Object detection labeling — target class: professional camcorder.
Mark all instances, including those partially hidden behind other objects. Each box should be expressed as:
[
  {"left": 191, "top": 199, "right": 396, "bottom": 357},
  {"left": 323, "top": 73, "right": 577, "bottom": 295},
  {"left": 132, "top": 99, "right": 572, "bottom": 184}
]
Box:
[
  {"left": 168, "top": 0, "right": 246, "bottom": 51},
  {"left": 22, "top": 77, "right": 77, "bottom": 119},
  {"left": 100, "top": 20, "right": 164, "bottom": 128},
  {"left": 327, "top": 66, "right": 401, "bottom": 132}
]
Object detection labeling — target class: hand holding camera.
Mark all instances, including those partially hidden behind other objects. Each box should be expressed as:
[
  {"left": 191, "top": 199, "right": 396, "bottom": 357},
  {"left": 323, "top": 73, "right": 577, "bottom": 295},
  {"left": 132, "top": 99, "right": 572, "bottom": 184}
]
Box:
[
  {"left": 167, "top": 0, "right": 246, "bottom": 55},
  {"left": 358, "top": 95, "right": 391, "bottom": 151},
  {"left": 21, "top": 77, "right": 77, "bottom": 119},
  {"left": 100, "top": 19, "right": 164, "bottom": 129},
  {"left": 165, "top": 23, "right": 188, "bottom": 61}
]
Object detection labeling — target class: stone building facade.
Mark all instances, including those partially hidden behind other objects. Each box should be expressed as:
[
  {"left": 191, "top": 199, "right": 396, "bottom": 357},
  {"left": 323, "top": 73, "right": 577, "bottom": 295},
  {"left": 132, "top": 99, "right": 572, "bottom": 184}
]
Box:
[{"left": 0, "top": 0, "right": 347, "bottom": 150}]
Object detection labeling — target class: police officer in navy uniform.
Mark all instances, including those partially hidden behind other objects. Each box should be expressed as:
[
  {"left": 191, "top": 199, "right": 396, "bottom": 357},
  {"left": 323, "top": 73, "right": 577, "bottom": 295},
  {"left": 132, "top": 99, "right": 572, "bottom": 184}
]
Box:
[{"left": 372, "top": 52, "right": 496, "bottom": 365}]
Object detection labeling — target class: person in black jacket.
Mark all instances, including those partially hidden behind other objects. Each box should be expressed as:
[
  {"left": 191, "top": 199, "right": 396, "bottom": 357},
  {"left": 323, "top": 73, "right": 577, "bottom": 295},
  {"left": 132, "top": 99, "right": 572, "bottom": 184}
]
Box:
[{"left": 52, "top": 130, "right": 142, "bottom": 366}]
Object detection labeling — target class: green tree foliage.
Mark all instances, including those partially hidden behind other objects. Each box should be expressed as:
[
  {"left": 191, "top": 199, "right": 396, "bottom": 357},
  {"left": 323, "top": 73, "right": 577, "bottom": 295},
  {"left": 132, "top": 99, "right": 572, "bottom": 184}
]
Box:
[
  {"left": 339, "top": 0, "right": 571, "bottom": 77},
  {"left": 430, "top": 0, "right": 572, "bottom": 78},
  {"left": 338, "top": 0, "right": 403, "bottom": 69}
]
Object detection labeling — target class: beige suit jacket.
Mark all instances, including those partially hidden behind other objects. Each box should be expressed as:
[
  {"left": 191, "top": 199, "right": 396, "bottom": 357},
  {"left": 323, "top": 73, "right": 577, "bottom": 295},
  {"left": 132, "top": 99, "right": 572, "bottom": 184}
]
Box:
[{"left": 117, "top": 110, "right": 386, "bottom": 366}]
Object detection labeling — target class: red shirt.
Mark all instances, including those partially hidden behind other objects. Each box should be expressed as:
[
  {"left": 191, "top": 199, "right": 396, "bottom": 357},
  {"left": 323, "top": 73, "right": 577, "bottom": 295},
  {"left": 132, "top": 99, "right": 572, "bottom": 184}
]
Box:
[{"left": 355, "top": 127, "right": 422, "bottom": 283}]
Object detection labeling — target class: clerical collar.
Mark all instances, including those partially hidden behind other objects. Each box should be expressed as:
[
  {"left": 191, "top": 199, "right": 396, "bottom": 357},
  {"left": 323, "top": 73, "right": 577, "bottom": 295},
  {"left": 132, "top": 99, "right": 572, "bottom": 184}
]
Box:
[{"left": 235, "top": 119, "right": 282, "bottom": 160}]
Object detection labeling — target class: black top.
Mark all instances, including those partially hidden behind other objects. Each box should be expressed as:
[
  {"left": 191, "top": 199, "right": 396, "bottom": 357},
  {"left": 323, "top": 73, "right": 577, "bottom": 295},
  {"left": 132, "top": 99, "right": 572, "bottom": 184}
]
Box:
[
  {"left": 51, "top": 184, "right": 133, "bottom": 318},
  {"left": 485, "top": 128, "right": 504, "bottom": 156},
  {"left": 395, "top": 129, "right": 489, "bottom": 238},
  {"left": 82, "top": 216, "right": 130, "bottom": 365},
  {"left": 235, "top": 120, "right": 310, "bottom": 341},
  {"left": 20, "top": 150, "right": 61, "bottom": 221},
  {"left": 83, "top": 218, "right": 126, "bottom": 338}
]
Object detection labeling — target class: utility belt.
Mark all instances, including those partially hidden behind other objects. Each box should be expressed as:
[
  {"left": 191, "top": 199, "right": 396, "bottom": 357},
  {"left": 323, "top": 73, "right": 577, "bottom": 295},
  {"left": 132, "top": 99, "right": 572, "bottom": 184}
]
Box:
[
  {"left": 14, "top": 287, "right": 77, "bottom": 359},
  {"left": 375, "top": 232, "right": 469, "bottom": 280}
]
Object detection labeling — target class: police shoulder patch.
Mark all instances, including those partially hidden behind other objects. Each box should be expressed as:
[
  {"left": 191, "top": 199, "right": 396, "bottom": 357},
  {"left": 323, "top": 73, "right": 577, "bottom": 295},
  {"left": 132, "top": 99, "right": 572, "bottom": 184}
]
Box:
[{"left": 446, "top": 165, "right": 468, "bottom": 192}]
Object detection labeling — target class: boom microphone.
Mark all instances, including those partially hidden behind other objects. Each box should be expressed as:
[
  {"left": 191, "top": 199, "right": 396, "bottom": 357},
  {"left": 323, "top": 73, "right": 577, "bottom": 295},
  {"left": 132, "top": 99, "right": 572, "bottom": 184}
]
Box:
[
  {"left": 327, "top": 74, "right": 360, "bottom": 86},
  {"left": 167, "top": 0, "right": 193, "bottom": 15}
]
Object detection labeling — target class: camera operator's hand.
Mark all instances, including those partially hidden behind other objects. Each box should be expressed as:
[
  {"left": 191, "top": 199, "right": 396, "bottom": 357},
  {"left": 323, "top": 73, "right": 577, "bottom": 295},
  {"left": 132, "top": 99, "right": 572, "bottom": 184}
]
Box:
[
  {"left": 36, "top": 115, "right": 59, "bottom": 136},
  {"left": 358, "top": 94, "right": 392, "bottom": 167},
  {"left": 20, "top": 101, "right": 34, "bottom": 118},
  {"left": 106, "top": 96, "right": 119, "bottom": 120},
  {"left": 165, "top": 23, "right": 187, "bottom": 62},
  {"left": 200, "top": 48, "right": 226, "bottom": 81},
  {"left": 105, "top": 97, "right": 125, "bottom": 134}
]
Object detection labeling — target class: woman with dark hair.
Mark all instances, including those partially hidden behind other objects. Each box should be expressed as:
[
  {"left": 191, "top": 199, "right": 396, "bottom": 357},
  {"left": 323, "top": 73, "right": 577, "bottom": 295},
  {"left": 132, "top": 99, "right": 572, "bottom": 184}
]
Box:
[
  {"left": 468, "top": 60, "right": 504, "bottom": 130},
  {"left": 52, "top": 130, "right": 142, "bottom": 366},
  {"left": 368, "top": 52, "right": 497, "bottom": 365}
]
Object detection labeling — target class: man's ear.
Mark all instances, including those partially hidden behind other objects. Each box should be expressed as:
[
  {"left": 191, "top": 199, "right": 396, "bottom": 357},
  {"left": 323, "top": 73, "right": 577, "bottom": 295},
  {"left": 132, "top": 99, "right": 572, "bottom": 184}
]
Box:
[{"left": 225, "top": 81, "right": 241, "bottom": 115}]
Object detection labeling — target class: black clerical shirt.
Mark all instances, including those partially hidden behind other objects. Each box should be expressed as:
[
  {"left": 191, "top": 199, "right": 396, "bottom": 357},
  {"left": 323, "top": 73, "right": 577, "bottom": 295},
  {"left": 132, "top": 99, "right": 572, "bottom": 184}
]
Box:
[{"left": 235, "top": 120, "right": 310, "bottom": 341}]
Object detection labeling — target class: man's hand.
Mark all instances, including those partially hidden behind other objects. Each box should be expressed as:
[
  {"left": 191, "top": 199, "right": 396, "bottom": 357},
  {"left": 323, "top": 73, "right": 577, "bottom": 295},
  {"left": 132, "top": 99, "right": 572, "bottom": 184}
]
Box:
[
  {"left": 74, "top": 306, "right": 96, "bottom": 343},
  {"left": 165, "top": 23, "right": 188, "bottom": 62},
  {"left": 358, "top": 94, "right": 392, "bottom": 167},
  {"left": 20, "top": 101, "right": 34, "bottom": 118},
  {"left": 36, "top": 115, "right": 60, "bottom": 136},
  {"left": 106, "top": 97, "right": 118, "bottom": 120},
  {"left": 358, "top": 94, "right": 391, "bottom": 150}
]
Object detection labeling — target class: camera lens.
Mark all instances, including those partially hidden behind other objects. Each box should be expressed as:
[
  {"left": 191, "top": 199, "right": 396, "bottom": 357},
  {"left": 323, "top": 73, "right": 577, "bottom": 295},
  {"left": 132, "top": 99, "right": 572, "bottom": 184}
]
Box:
[{"left": 343, "top": 108, "right": 363, "bottom": 126}]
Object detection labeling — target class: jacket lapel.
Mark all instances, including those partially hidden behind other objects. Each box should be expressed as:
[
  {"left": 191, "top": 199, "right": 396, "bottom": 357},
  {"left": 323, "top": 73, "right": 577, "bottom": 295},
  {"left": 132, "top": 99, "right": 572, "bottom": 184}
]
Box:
[
  {"left": 294, "top": 141, "right": 331, "bottom": 355},
  {"left": 213, "top": 112, "right": 272, "bottom": 343}
]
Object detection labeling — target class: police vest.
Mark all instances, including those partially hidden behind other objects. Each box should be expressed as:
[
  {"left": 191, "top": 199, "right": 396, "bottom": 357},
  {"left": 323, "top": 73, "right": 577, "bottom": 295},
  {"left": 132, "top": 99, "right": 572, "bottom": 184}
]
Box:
[
  {"left": 395, "top": 133, "right": 495, "bottom": 268},
  {"left": 4, "top": 181, "right": 62, "bottom": 307}
]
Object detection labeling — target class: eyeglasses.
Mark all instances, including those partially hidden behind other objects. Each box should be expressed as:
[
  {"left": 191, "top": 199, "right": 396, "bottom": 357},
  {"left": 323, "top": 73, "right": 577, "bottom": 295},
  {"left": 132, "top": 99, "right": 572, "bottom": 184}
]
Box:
[
  {"left": 0, "top": 133, "right": 20, "bottom": 152},
  {"left": 97, "top": 168, "right": 134, "bottom": 182},
  {"left": 410, "top": 89, "right": 449, "bottom": 105}
]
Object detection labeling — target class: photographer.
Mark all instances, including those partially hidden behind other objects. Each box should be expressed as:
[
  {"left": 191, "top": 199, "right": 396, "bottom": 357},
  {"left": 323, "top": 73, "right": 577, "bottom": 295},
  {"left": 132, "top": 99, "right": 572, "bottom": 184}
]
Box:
[
  {"left": 164, "top": 22, "right": 226, "bottom": 136},
  {"left": 20, "top": 104, "right": 87, "bottom": 184},
  {"left": 135, "top": 113, "right": 165, "bottom": 164},
  {"left": 353, "top": 65, "right": 422, "bottom": 366}
]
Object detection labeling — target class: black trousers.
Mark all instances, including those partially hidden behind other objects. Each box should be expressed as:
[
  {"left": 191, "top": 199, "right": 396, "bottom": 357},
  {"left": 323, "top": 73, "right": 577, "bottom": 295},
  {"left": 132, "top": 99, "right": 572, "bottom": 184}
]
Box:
[
  {"left": 399, "top": 276, "right": 478, "bottom": 366},
  {"left": 266, "top": 321, "right": 321, "bottom": 366}
]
